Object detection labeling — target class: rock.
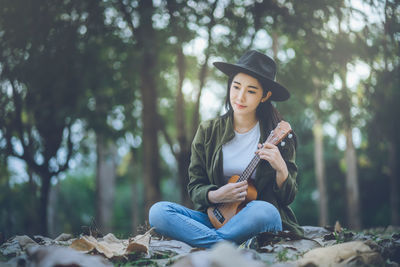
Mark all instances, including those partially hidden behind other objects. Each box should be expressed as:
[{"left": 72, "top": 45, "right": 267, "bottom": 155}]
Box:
[
  {"left": 32, "top": 235, "right": 53, "bottom": 246},
  {"left": 0, "top": 236, "right": 38, "bottom": 257},
  {"left": 172, "top": 241, "right": 266, "bottom": 267},
  {"left": 301, "top": 226, "right": 331, "bottom": 239},
  {"left": 150, "top": 239, "right": 193, "bottom": 255},
  {"left": 26, "top": 245, "right": 113, "bottom": 267}
]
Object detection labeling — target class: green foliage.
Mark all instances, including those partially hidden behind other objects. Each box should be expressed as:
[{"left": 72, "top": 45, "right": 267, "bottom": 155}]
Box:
[
  {"left": 276, "top": 248, "right": 290, "bottom": 262},
  {"left": 112, "top": 176, "right": 135, "bottom": 238},
  {"left": 52, "top": 170, "right": 96, "bottom": 236},
  {"left": 0, "top": 177, "right": 40, "bottom": 237}
]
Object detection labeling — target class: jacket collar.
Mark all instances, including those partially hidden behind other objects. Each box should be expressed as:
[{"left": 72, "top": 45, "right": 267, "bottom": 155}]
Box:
[{"left": 220, "top": 110, "right": 235, "bottom": 145}]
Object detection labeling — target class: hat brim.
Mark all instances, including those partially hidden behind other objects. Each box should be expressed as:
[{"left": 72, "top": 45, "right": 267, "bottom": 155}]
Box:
[{"left": 213, "top": 62, "right": 290, "bottom": 101}]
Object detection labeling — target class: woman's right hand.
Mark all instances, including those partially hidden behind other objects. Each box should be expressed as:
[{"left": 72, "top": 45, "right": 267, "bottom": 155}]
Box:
[{"left": 208, "top": 180, "right": 248, "bottom": 204}]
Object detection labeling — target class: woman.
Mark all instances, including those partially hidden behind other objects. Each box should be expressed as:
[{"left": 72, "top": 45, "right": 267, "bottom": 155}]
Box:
[{"left": 149, "top": 50, "right": 302, "bottom": 248}]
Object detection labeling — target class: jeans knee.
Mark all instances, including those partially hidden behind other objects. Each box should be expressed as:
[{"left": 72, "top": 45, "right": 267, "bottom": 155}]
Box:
[
  {"left": 250, "top": 201, "right": 282, "bottom": 231},
  {"left": 149, "top": 201, "right": 170, "bottom": 227}
]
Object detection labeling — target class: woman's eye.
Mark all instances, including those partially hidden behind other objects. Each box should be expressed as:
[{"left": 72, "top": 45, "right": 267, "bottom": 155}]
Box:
[
  {"left": 233, "top": 86, "right": 240, "bottom": 90},
  {"left": 248, "top": 90, "right": 256, "bottom": 94}
]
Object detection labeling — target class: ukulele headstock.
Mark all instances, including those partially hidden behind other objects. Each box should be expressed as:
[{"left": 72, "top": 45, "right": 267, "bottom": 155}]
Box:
[{"left": 265, "top": 120, "right": 293, "bottom": 146}]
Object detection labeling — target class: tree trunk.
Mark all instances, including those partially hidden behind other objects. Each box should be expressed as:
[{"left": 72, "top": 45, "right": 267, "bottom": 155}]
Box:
[
  {"left": 175, "top": 47, "right": 192, "bottom": 207},
  {"left": 191, "top": 0, "right": 218, "bottom": 139},
  {"left": 138, "top": 0, "right": 161, "bottom": 216},
  {"left": 48, "top": 180, "right": 60, "bottom": 238},
  {"left": 383, "top": 2, "right": 399, "bottom": 226},
  {"left": 131, "top": 179, "right": 139, "bottom": 234},
  {"left": 95, "top": 134, "right": 117, "bottom": 234},
  {"left": 26, "top": 168, "right": 38, "bottom": 235},
  {"left": 272, "top": 31, "right": 279, "bottom": 61},
  {"left": 388, "top": 141, "right": 399, "bottom": 226},
  {"left": 192, "top": 55, "right": 209, "bottom": 139},
  {"left": 313, "top": 118, "right": 329, "bottom": 226},
  {"left": 39, "top": 173, "right": 51, "bottom": 235},
  {"left": 344, "top": 127, "right": 361, "bottom": 230},
  {"left": 131, "top": 149, "right": 140, "bottom": 234},
  {"left": 339, "top": 63, "right": 361, "bottom": 230}
]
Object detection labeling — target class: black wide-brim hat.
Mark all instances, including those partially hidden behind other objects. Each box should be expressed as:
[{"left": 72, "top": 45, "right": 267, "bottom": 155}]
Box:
[{"left": 213, "top": 50, "right": 290, "bottom": 101}]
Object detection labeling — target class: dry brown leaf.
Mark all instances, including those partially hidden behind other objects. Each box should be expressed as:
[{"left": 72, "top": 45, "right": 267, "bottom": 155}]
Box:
[
  {"left": 70, "top": 236, "right": 96, "bottom": 253},
  {"left": 126, "top": 228, "right": 152, "bottom": 255},
  {"left": 296, "top": 241, "right": 383, "bottom": 267},
  {"left": 70, "top": 234, "right": 124, "bottom": 259}
]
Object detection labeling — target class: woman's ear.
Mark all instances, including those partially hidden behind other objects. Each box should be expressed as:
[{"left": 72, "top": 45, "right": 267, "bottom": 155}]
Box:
[{"left": 261, "top": 91, "right": 272, "bottom": 103}]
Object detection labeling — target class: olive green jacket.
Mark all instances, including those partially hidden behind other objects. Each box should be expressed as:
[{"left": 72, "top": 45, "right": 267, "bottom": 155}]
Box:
[{"left": 187, "top": 111, "right": 303, "bottom": 235}]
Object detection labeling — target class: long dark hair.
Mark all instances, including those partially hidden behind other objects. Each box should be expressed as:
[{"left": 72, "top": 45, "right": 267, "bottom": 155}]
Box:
[{"left": 224, "top": 73, "right": 297, "bottom": 153}]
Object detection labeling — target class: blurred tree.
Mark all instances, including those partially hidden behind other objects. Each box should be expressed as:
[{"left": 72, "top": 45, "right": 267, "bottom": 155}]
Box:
[
  {"left": 0, "top": 0, "right": 95, "bottom": 235},
  {"left": 329, "top": 1, "right": 366, "bottom": 230},
  {"left": 116, "top": 0, "right": 162, "bottom": 217},
  {"left": 363, "top": 0, "right": 399, "bottom": 226},
  {"left": 278, "top": 0, "right": 345, "bottom": 227},
  {"left": 78, "top": 0, "right": 137, "bottom": 235},
  {"left": 159, "top": 0, "right": 219, "bottom": 207}
]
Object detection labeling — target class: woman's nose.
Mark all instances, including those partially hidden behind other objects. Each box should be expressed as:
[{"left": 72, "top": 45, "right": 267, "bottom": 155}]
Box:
[{"left": 237, "top": 89, "right": 245, "bottom": 101}]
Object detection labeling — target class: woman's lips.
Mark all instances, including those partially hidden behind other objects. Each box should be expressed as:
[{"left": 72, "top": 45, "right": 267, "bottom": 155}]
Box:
[{"left": 235, "top": 103, "right": 246, "bottom": 109}]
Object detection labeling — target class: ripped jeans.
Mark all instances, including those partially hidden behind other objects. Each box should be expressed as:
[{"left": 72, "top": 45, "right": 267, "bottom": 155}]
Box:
[{"left": 148, "top": 200, "right": 282, "bottom": 248}]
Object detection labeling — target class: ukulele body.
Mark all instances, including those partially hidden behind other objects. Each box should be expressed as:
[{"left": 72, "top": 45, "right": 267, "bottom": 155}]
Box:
[
  {"left": 207, "top": 175, "right": 257, "bottom": 229},
  {"left": 206, "top": 120, "right": 292, "bottom": 229}
]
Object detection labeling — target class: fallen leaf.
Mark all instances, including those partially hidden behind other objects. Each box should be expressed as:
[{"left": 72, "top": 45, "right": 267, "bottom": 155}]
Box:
[
  {"left": 70, "top": 234, "right": 133, "bottom": 259},
  {"left": 295, "top": 241, "right": 383, "bottom": 267},
  {"left": 126, "top": 228, "right": 152, "bottom": 255},
  {"left": 70, "top": 236, "right": 96, "bottom": 253},
  {"left": 55, "top": 233, "right": 73, "bottom": 242}
]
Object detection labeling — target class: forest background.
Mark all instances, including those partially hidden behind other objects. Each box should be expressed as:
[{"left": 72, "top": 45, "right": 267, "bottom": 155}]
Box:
[{"left": 0, "top": 0, "right": 399, "bottom": 240}]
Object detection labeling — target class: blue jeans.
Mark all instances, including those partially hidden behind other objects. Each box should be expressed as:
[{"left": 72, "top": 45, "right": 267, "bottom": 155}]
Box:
[{"left": 149, "top": 200, "right": 282, "bottom": 248}]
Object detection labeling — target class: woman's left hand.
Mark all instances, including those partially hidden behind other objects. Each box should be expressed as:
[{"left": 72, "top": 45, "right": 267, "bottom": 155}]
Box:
[{"left": 256, "top": 142, "right": 288, "bottom": 188}]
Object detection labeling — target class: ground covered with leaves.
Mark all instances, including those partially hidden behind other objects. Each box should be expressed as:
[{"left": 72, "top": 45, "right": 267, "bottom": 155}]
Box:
[{"left": 1, "top": 225, "right": 399, "bottom": 267}]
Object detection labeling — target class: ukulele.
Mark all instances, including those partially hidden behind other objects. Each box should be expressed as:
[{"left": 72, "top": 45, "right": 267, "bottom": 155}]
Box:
[{"left": 207, "top": 120, "right": 293, "bottom": 229}]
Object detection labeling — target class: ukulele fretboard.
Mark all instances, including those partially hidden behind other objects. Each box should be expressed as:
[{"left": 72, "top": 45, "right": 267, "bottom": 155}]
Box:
[{"left": 238, "top": 154, "right": 261, "bottom": 182}]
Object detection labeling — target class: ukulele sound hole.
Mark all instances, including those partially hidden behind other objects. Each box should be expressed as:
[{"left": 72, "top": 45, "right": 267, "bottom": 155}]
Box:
[{"left": 213, "top": 207, "right": 225, "bottom": 224}]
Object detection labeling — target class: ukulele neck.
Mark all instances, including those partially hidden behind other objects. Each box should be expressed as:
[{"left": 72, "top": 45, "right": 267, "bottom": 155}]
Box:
[
  {"left": 236, "top": 120, "right": 292, "bottom": 183},
  {"left": 238, "top": 154, "right": 261, "bottom": 182}
]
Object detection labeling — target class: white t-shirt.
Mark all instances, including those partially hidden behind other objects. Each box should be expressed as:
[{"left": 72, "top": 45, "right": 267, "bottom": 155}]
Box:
[{"left": 222, "top": 121, "right": 260, "bottom": 182}]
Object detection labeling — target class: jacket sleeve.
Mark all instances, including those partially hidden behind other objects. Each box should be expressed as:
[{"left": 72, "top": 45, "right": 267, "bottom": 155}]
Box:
[
  {"left": 187, "top": 123, "right": 218, "bottom": 209},
  {"left": 272, "top": 144, "right": 298, "bottom": 206}
]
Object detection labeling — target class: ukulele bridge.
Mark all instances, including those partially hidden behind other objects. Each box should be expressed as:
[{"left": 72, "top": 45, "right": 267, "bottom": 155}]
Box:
[{"left": 213, "top": 207, "right": 225, "bottom": 224}]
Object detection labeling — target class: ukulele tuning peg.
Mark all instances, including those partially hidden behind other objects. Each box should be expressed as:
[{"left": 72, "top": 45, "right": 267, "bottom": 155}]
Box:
[
  {"left": 280, "top": 141, "right": 286, "bottom": 147},
  {"left": 288, "top": 133, "right": 293, "bottom": 139}
]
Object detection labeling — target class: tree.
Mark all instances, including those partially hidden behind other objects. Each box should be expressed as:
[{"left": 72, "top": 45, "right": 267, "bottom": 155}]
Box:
[
  {"left": 0, "top": 0, "right": 100, "bottom": 234},
  {"left": 158, "top": 0, "right": 220, "bottom": 207},
  {"left": 78, "top": 1, "right": 137, "bottom": 234},
  {"left": 329, "top": 1, "right": 367, "bottom": 230},
  {"left": 363, "top": 0, "right": 399, "bottom": 226},
  {"left": 116, "top": 0, "right": 162, "bottom": 215}
]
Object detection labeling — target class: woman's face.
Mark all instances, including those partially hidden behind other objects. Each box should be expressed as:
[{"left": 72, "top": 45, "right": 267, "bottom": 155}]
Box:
[{"left": 230, "top": 72, "right": 266, "bottom": 117}]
